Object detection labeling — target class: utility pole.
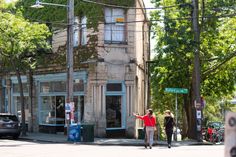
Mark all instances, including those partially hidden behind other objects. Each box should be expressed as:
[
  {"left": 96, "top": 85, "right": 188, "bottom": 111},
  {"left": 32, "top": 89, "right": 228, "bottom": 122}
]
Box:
[
  {"left": 192, "top": 0, "right": 202, "bottom": 141},
  {"left": 67, "top": 0, "right": 74, "bottom": 103},
  {"left": 31, "top": 0, "right": 75, "bottom": 138},
  {"left": 66, "top": 0, "right": 74, "bottom": 135}
]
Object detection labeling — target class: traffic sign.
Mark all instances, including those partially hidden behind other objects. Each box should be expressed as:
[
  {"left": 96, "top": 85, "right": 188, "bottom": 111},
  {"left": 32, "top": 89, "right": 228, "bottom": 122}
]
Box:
[{"left": 165, "top": 88, "right": 188, "bottom": 94}]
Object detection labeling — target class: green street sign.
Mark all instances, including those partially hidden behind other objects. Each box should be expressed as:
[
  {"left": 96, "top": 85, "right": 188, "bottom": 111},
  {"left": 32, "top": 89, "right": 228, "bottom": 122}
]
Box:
[{"left": 165, "top": 88, "right": 188, "bottom": 94}]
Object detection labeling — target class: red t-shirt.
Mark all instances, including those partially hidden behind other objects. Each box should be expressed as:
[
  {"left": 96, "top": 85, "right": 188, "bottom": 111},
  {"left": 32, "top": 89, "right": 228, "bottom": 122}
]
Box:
[{"left": 136, "top": 114, "right": 156, "bottom": 127}]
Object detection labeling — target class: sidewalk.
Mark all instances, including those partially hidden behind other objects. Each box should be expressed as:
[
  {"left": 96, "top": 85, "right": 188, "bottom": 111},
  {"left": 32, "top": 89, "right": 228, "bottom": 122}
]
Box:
[{"left": 19, "top": 132, "right": 214, "bottom": 146}]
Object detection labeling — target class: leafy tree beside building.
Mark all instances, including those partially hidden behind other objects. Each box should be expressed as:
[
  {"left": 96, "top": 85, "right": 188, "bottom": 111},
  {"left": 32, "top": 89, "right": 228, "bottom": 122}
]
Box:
[{"left": 150, "top": 0, "right": 236, "bottom": 139}]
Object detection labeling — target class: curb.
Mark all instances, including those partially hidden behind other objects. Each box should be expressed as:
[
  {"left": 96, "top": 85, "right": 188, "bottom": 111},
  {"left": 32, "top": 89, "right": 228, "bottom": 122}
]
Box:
[{"left": 19, "top": 136, "right": 216, "bottom": 146}]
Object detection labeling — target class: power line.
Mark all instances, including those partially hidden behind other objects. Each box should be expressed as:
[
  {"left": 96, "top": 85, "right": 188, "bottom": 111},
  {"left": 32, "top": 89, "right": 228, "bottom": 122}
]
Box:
[{"left": 82, "top": 0, "right": 189, "bottom": 10}]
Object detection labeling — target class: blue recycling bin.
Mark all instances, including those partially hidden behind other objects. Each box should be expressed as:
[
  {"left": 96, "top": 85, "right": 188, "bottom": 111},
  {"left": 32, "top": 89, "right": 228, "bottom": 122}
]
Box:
[{"left": 68, "top": 124, "right": 81, "bottom": 142}]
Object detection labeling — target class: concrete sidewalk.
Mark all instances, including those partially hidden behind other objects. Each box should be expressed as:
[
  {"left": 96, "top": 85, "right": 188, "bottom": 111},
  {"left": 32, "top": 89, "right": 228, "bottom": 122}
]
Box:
[{"left": 19, "top": 132, "right": 214, "bottom": 146}]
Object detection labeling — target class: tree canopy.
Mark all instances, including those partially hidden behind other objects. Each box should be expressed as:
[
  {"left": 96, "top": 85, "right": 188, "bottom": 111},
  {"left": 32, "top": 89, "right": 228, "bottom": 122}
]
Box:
[
  {"left": 0, "top": 3, "right": 51, "bottom": 135},
  {"left": 150, "top": 0, "right": 236, "bottom": 139}
]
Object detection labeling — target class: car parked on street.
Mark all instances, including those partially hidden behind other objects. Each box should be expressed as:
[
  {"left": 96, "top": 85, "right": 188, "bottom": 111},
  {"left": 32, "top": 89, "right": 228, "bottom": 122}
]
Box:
[{"left": 0, "top": 113, "right": 21, "bottom": 139}]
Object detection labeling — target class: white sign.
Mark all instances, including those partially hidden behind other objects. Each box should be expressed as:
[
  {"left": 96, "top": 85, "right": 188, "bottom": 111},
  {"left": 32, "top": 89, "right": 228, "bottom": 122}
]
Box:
[
  {"left": 196, "top": 110, "right": 201, "bottom": 119},
  {"left": 65, "top": 103, "right": 71, "bottom": 112}
]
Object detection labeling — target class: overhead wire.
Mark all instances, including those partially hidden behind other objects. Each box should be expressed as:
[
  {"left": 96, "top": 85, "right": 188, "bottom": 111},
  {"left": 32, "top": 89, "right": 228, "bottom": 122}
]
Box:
[{"left": 81, "top": 0, "right": 187, "bottom": 10}]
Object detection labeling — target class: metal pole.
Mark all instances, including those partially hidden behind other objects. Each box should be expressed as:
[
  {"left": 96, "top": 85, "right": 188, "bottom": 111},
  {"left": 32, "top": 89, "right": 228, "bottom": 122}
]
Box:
[
  {"left": 175, "top": 93, "right": 178, "bottom": 141},
  {"left": 66, "top": 0, "right": 74, "bottom": 136}
]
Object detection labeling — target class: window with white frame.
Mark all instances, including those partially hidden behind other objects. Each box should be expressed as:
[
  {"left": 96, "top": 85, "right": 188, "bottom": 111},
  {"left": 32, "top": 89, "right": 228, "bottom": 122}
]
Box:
[
  {"left": 104, "top": 8, "right": 126, "bottom": 43},
  {"left": 74, "top": 16, "right": 79, "bottom": 47},
  {"left": 74, "top": 16, "right": 87, "bottom": 46},
  {"left": 80, "top": 16, "right": 87, "bottom": 45}
]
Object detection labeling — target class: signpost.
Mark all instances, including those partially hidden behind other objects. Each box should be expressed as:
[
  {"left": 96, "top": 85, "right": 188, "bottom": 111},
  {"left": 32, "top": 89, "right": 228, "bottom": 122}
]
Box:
[{"left": 165, "top": 88, "right": 188, "bottom": 141}]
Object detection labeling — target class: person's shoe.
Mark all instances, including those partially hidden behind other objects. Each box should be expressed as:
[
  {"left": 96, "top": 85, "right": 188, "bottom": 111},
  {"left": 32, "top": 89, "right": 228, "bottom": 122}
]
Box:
[
  {"left": 149, "top": 146, "right": 152, "bottom": 149},
  {"left": 144, "top": 144, "right": 147, "bottom": 148},
  {"left": 168, "top": 144, "right": 171, "bottom": 148}
]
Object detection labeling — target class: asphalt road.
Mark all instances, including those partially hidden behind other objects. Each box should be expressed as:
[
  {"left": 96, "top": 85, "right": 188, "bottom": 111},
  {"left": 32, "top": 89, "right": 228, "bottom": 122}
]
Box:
[{"left": 0, "top": 139, "right": 224, "bottom": 157}]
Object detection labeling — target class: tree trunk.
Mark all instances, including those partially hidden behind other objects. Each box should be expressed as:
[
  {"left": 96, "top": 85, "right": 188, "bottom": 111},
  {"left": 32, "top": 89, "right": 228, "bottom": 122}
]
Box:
[
  {"left": 11, "top": 57, "right": 26, "bottom": 136},
  {"left": 182, "top": 95, "right": 188, "bottom": 139},
  {"left": 16, "top": 69, "right": 26, "bottom": 136},
  {"left": 187, "top": 86, "right": 197, "bottom": 139},
  {"left": 28, "top": 69, "right": 34, "bottom": 132}
]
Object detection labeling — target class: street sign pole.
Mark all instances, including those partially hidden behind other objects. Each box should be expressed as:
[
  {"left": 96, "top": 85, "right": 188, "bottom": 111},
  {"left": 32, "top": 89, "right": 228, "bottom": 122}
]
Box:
[
  {"left": 175, "top": 93, "right": 178, "bottom": 141},
  {"left": 165, "top": 88, "right": 188, "bottom": 141}
]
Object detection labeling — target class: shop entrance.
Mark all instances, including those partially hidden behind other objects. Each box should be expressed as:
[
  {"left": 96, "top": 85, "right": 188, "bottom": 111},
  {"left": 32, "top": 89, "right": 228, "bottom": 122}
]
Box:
[
  {"left": 55, "top": 96, "right": 65, "bottom": 124},
  {"left": 106, "top": 96, "right": 122, "bottom": 128}
]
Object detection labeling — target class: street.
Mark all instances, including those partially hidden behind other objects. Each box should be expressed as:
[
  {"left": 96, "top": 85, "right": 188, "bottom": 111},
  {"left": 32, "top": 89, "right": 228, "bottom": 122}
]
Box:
[{"left": 0, "top": 139, "right": 224, "bottom": 157}]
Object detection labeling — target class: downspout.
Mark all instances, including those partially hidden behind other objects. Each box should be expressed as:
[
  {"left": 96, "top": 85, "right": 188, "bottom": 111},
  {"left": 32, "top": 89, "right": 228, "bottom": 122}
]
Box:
[{"left": 147, "top": 23, "right": 151, "bottom": 109}]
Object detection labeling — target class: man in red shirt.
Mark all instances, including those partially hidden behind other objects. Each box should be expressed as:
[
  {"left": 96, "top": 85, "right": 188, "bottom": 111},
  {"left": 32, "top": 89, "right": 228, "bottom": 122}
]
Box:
[{"left": 133, "top": 109, "right": 156, "bottom": 149}]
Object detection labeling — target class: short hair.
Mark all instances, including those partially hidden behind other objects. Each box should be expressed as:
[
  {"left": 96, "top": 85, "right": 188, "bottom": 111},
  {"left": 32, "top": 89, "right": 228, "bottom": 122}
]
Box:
[
  {"left": 165, "top": 110, "right": 171, "bottom": 114},
  {"left": 148, "top": 109, "right": 153, "bottom": 115}
]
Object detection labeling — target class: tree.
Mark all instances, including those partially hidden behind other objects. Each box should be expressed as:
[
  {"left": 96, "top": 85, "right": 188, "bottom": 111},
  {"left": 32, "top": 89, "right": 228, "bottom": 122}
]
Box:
[
  {"left": 150, "top": 0, "right": 236, "bottom": 139},
  {"left": 0, "top": 10, "right": 50, "bottom": 135}
]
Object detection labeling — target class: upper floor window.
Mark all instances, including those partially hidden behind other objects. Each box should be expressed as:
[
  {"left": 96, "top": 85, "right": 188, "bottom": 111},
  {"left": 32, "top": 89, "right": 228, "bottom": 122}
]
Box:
[
  {"left": 104, "top": 8, "right": 126, "bottom": 44},
  {"left": 74, "top": 17, "right": 79, "bottom": 47},
  {"left": 74, "top": 16, "right": 87, "bottom": 47},
  {"left": 80, "top": 16, "right": 87, "bottom": 45}
]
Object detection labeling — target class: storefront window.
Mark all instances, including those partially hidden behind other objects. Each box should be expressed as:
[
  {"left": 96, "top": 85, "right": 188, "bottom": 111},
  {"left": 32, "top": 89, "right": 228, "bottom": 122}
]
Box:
[
  {"left": 13, "top": 96, "right": 30, "bottom": 123},
  {"left": 107, "top": 83, "right": 122, "bottom": 91},
  {"left": 73, "top": 96, "right": 84, "bottom": 123},
  {"left": 40, "top": 81, "right": 66, "bottom": 93},
  {"left": 74, "top": 80, "right": 84, "bottom": 92},
  {"left": 40, "top": 96, "right": 65, "bottom": 125},
  {"left": 13, "top": 83, "right": 29, "bottom": 93}
]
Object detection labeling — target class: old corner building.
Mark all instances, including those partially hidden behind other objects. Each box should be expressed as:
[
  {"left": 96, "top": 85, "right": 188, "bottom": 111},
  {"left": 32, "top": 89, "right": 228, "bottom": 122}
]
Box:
[{"left": 0, "top": 0, "right": 150, "bottom": 138}]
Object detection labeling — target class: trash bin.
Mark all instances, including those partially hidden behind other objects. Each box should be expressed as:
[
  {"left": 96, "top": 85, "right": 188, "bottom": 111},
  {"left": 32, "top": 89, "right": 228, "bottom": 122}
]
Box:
[
  {"left": 68, "top": 124, "right": 81, "bottom": 142},
  {"left": 138, "top": 128, "right": 145, "bottom": 139},
  {"left": 81, "top": 124, "right": 94, "bottom": 142}
]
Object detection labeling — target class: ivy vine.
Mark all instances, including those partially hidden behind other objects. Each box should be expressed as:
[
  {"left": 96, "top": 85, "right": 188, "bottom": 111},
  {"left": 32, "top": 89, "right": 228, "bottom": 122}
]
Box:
[{"left": 16, "top": 0, "right": 135, "bottom": 69}]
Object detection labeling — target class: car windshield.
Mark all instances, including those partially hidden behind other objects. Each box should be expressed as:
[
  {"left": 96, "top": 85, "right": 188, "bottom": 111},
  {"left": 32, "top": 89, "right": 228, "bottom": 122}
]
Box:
[{"left": 0, "top": 115, "right": 18, "bottom": 122}]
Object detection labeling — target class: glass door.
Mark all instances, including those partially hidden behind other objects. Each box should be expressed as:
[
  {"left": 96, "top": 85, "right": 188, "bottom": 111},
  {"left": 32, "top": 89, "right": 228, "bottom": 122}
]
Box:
[
  {"left": 55, "top": 96, "right": 65, "bottom": 124},
  {"left": 106, "top": 96, "right": 122, "bottom": 128}
]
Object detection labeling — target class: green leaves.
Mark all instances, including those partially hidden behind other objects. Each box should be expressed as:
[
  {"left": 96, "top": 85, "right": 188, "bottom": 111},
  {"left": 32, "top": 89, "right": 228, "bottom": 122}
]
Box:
[
  {"left": 0, "top": 11, "right": 51, "bottom": 71},
  {"left": 150, "top": 0, "right": 236, "bottom": 123}
]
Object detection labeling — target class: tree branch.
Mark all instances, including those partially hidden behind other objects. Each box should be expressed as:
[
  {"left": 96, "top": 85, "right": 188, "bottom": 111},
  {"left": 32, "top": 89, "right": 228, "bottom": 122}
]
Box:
[{"left": 202, "top": 50, "right": 236, "bottom": 81}]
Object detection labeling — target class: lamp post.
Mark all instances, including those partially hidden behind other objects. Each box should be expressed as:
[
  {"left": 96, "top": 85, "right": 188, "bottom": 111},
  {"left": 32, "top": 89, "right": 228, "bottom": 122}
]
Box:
[{"left": 32, "top": 0, "right": 74, "bottom": 135}]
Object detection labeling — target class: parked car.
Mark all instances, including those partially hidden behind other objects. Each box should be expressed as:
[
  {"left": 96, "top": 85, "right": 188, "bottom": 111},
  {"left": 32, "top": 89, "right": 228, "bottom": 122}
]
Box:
[{"left": 0, "top": 113, "right": 21, "bottom": 139}]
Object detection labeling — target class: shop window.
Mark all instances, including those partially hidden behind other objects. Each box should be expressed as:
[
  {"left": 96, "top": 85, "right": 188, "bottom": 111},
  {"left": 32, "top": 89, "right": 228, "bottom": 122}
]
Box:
[
  {"left": 13, "top": 96, "right": 30, "bottom": 123},
  {"left": 40, "top": 96, "right": 65, "bottom": 125},
  {"left": 74, "top": 80, "right": 84, "bottom": 92},
  {"left": 73, "top": 96, "right": 84, "bottom": 123},
  {"left": 40, "top": 81, "right": 66, "bottom": 93},
  {"left": 13, "top": 83, "right": 29, "bottom": 93},
  {"left": 107, "top": 83, "right": 122, "bottom": 91}
]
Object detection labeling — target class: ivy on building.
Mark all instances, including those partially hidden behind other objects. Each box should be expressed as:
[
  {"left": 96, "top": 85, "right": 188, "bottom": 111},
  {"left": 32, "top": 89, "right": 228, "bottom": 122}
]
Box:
[{"left": 16, "top": 0, "right": 135, "bottom": 70}]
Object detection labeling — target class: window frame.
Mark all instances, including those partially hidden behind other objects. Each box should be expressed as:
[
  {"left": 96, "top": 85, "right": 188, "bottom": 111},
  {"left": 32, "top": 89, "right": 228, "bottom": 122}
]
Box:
[{"left": 104, "top": 7, "right": 127, "bottom": 44}]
